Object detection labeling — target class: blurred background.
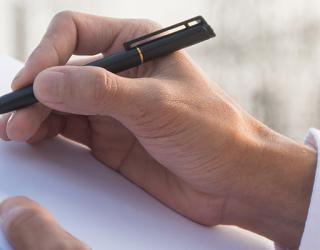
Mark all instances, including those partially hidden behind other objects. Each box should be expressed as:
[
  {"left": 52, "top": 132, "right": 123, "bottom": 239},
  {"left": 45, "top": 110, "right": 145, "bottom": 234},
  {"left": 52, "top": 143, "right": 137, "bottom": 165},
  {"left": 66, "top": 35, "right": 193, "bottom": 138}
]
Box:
[{"left": 1, "top": 0, "right": 320, "bottom": 142}]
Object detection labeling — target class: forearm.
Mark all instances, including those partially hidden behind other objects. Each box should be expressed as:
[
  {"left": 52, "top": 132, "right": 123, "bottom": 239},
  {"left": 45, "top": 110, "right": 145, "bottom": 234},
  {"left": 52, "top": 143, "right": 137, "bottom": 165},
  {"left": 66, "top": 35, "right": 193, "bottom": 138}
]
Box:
[{"left": 222, "top": 123, "right": 317, "bottom": 248}]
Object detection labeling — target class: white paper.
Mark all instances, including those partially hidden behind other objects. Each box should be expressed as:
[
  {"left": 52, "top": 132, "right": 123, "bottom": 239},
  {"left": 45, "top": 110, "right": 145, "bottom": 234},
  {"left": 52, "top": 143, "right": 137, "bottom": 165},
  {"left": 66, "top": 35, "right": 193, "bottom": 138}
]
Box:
[
  {"left": 0, "top": 55, "right": 23, "bottom": 92},
  {"left": 0, "top": 55, "right": 274, "bottom": 250}
]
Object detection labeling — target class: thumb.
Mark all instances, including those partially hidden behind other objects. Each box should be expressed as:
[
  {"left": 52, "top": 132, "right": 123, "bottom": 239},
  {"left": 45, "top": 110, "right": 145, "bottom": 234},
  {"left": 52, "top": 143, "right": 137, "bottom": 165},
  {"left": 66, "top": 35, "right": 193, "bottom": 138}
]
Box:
[{"left": 33, "top": 65, "right": 149, "bottom": 118}]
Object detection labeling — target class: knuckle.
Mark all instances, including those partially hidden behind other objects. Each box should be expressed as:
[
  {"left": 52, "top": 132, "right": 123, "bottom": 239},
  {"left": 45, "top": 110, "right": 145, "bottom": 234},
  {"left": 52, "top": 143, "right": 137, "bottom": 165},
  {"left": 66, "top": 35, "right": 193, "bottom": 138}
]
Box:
[
  {"left": 103, "top": 72, "right": 119, "bottom": 99},
  {"left": 142, "top": 18, "right": 162, "bottom": 29},
  {"left": 136, "top": 18, "right": 162, "bottom": 33},
  {"left": 93, "top": 70, "right": 119, "bottom": 112}
]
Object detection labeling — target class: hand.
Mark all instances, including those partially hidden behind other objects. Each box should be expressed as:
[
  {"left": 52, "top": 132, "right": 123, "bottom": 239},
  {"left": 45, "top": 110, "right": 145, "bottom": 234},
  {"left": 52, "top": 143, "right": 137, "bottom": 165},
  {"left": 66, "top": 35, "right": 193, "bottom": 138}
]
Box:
[
  {"left": 0, "top": 197, "right": 89, "bottom": 250},
  {"left": 0, "top": 11, "right": 317, "bottom": 249}
]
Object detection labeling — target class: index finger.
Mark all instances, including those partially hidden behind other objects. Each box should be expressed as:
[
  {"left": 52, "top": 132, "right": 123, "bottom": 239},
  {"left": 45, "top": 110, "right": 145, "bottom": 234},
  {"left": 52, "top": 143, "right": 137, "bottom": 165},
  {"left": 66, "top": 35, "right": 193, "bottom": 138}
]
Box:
[{"left": 12, "top": 11, "right": 158, "bottom": 90}]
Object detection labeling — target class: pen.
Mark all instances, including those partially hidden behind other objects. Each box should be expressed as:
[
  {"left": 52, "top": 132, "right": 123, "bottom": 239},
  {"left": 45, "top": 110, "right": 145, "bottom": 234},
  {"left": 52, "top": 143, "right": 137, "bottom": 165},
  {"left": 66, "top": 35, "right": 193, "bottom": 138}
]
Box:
[{"left": 0, "top": 16, "right": 215, "bottom": 114}]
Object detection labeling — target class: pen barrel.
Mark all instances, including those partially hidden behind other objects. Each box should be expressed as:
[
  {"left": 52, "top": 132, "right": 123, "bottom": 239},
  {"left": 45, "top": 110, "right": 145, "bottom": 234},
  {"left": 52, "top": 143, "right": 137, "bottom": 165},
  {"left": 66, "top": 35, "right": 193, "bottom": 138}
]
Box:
[
  {"left": 87, "top": 49, "right": 141, "bottom": 73},
  {"left": 0, "top": 86, "right": 36, "bottom": 114},
  {"left": 141, "top": 24, "right": 215, "bottom": 62}
]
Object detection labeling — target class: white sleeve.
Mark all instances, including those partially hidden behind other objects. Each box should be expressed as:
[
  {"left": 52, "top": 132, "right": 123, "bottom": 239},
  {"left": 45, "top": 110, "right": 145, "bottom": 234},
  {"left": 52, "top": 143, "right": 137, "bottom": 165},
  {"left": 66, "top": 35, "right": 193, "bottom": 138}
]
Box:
[
  {"left": 298, "top": 128, "right": 320, "bottom": 250},
  {"left": 273, "top": 128, "right": 320, "bottom": 250}
]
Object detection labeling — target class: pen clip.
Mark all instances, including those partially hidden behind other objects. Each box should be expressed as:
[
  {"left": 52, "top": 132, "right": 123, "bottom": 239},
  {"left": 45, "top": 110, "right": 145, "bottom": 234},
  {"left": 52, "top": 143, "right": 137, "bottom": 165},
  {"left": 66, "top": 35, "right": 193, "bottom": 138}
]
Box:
[{"left": 123, "top": 16, "right": 209, "bottom": 50}]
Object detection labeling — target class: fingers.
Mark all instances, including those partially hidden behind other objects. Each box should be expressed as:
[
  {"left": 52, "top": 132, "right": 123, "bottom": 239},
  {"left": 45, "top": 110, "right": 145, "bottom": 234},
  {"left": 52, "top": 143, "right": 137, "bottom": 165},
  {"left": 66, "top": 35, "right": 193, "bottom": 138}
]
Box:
[
  {"left": 33, "top": 65, "right": 152, "bottom": 121},
  {"left": 0, "top": 197, "right": 89, "bottom": 250},
  {"left": 3, "top": 12, "right": 160, "bottom": 144},
  {"left": 27, "top": 114, "right": 91, "bottom": 147},
  {"left": 12, "top": 11, "right": 158, "bottom": 90},
  {"left": 1, "top": 55, "right": 103, "bottom": 143}
]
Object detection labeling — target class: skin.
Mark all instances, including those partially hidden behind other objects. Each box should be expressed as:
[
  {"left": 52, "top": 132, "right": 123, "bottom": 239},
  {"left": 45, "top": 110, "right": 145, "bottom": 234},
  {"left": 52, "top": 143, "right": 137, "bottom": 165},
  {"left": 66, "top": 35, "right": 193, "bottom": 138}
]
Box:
[{"left": 0, "top": 11, "right": 317, "bottom": 250}]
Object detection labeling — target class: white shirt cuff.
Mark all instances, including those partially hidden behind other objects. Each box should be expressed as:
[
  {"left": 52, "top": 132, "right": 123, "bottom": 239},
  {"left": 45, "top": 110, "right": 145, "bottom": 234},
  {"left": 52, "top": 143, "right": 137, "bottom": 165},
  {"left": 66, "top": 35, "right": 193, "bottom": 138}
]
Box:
[
  {"left": 299, "top": 128, "right": 320, "bottom": 250},
  {"left": 274, "top": 128, "right": 320, "bottom": 250}
]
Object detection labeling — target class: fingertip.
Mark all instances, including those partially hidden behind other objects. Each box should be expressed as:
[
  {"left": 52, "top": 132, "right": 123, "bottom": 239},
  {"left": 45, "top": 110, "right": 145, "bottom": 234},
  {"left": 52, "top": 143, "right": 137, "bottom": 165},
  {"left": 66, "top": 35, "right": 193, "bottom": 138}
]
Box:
[
  {"left": 11, "top": 67, "right": 25, "bottom": 90},
  {"left": 6, "top": 104, "right": 50, "bottom": 141},
  {"left": 34, "top": 66, "right": 102, "bottom": 114},
  {"left": 11, "top": 66, "right": 34, "bottom": 91}
]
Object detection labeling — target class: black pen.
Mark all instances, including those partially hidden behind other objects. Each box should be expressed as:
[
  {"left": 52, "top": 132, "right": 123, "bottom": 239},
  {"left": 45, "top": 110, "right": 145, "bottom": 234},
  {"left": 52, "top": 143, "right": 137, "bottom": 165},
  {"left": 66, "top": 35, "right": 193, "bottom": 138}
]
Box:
[{"left": 0, "top": 16, "right": 215, "bottom": 114}]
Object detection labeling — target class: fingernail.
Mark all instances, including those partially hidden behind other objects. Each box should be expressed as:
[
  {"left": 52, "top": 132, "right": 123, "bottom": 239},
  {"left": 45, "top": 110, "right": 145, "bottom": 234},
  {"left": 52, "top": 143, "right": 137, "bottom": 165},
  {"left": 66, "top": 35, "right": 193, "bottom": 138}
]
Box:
[
  {"left": 13, "top": 67, "right": 24, "bottom": 82},
  {"left": 34, "top": 71, "right": 65, "bottom": 104},
  {"left": 7, "top": 112, "right": 16, "bottom": 125}
]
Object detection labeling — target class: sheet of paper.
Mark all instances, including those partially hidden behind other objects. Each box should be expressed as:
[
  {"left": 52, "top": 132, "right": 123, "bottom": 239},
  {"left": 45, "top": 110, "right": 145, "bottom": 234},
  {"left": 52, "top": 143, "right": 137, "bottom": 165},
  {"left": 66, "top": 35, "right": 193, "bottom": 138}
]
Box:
[
  {"left": 0, "top": 55, "right": 23, "bottom": 92},
  {"left": 0, "top": 55, "right": 274, "bottom": 250}
]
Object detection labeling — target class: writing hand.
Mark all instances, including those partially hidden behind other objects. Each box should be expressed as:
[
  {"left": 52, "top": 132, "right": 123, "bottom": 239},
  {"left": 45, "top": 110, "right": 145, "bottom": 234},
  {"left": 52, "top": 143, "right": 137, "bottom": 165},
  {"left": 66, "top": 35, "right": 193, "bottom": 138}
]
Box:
[{"left": 0, "top": 11, "right": 316, "bottom": 249}]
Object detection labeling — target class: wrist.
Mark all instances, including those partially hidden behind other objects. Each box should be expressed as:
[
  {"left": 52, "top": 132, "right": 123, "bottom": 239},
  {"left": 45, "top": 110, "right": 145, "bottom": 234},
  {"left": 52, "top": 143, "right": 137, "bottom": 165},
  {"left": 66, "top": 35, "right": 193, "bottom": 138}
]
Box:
[{"left": 223, "top": 123, "right": 317, "bottom": 248}]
